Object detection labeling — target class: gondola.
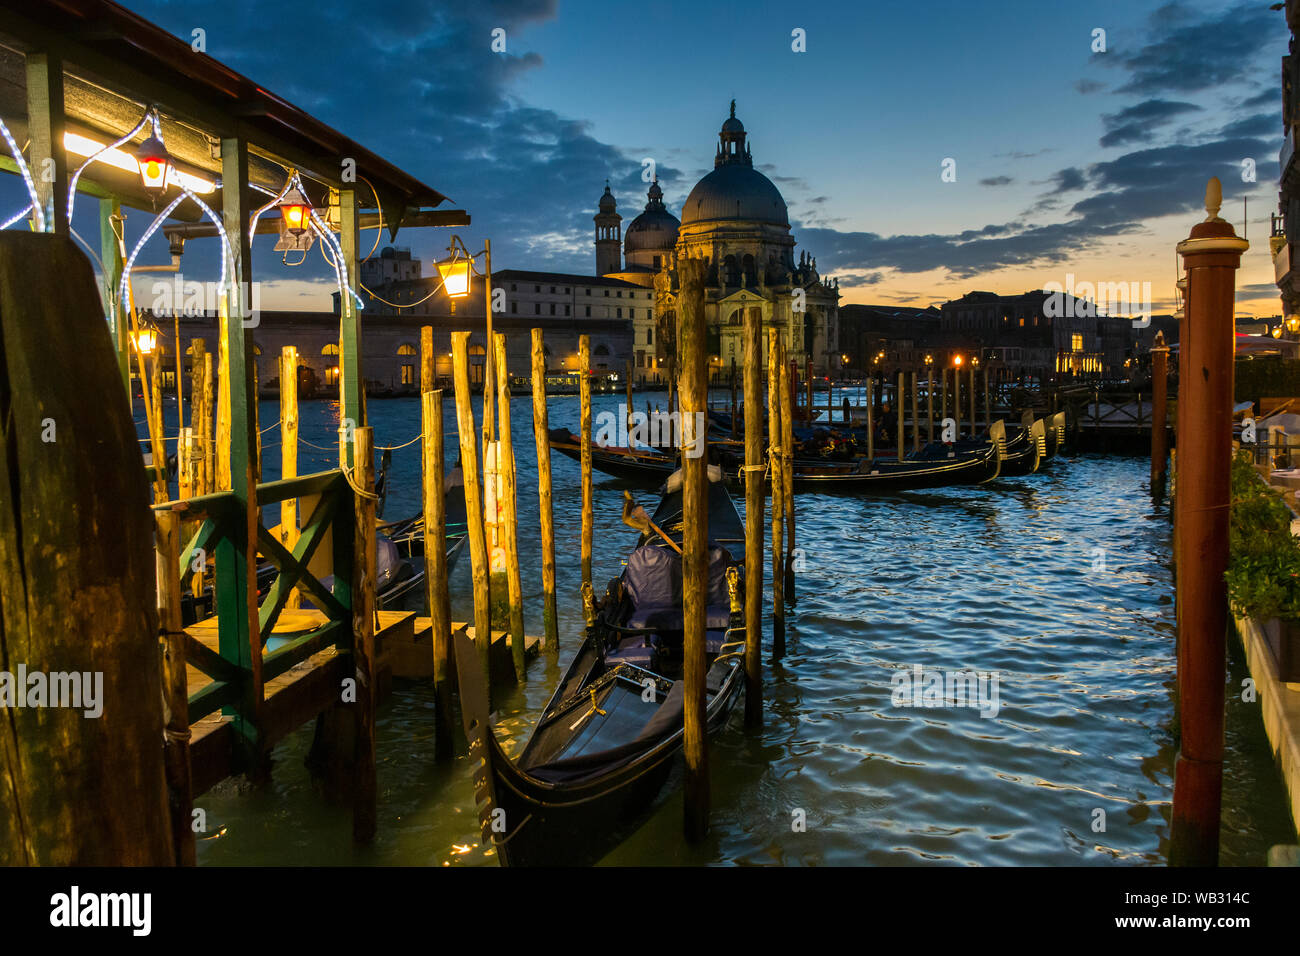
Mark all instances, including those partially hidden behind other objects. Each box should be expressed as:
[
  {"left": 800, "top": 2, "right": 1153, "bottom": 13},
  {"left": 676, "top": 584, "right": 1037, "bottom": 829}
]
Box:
[
  {"left": 455, "top": 468, "right": 748, "bottom": 867},
  {"left": 549, "top": 425, "right": 1002, "bottom": 491},
  {"left": 957, "top": 417, "right": 1045, "bottom": 476}
]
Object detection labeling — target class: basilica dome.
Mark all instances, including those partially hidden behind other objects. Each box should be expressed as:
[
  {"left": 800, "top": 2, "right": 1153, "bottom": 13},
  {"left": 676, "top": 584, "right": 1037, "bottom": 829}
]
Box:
[
  {"left": 680, "top": 102, "right": 789, "bottom": 228},
  {"left": 624, "top": 178, "right": 680, "bottom": 255}
]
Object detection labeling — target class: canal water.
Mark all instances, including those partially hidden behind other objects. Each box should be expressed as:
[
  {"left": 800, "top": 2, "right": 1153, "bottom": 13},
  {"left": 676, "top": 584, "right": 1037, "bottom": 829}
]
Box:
[{"left": 145, "top": 390, "right": 1296, "bottom": 866}]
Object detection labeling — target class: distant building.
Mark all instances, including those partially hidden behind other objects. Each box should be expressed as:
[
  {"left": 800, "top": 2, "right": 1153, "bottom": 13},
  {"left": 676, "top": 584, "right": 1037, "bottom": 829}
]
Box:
[
  {"left": 593, "top": 103, "right": 842, "bottom": 382},
  {"left": 1274, "top": 2, "right": 1300, "bottom": 315}
]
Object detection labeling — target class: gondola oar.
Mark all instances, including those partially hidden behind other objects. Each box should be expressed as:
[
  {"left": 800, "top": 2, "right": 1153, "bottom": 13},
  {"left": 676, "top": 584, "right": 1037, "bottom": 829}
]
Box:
[{"left": 621, "top": 490, "right": 682, "bottom": 554}]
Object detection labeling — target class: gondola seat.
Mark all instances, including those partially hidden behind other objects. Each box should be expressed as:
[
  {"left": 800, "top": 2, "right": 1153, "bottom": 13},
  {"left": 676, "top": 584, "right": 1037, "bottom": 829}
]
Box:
[{"left": 622, "top": 542, "right": 733, "bottom": 633}]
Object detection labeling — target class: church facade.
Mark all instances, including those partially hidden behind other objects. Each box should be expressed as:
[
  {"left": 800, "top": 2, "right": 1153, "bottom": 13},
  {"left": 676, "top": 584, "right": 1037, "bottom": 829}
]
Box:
[{"left": 595, "top": 104, "right": 841, "bottom": 383}]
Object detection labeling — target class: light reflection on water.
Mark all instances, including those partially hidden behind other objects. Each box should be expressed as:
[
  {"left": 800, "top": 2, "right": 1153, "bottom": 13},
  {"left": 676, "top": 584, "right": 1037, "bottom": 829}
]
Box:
[{"left": 174, "top": 391, "right": 1294, "bottom": 867}]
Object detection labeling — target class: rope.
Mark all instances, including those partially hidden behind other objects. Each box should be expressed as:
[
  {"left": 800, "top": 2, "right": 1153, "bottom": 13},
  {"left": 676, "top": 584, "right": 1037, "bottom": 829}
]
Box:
[
  {"left": 341, "top": 462, "right": 381, "bottom": 501},
  {"left": 376, "top": 434, "right": 423, "bottom": 451}
]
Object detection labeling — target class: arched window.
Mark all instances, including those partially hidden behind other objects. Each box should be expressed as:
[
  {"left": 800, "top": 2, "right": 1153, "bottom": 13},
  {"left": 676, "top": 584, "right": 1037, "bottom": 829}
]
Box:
[
  {"left": 322, "top": 343, "right": 340, "bottom": 356},
  {"left": 594, "top": 343, "right": 611, "bottom": 357},
  {"left": 397, "top": 343, "right": 417, "bottom": 355}
]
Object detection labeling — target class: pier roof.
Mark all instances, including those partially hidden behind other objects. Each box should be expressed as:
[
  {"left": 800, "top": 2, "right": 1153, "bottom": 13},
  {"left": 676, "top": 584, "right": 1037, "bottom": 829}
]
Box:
[{"left": 0, "top": 0, "right": 463, "bottom": 235}]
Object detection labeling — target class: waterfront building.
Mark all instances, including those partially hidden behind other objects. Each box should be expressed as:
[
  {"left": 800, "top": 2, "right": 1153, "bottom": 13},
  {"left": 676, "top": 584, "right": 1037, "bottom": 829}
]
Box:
[
  {"left": 1273, "top": 1, "right": 1300, "bottom": 315},
  {"left": 596, "top": 104, "right": 842, "bottom": 383}
]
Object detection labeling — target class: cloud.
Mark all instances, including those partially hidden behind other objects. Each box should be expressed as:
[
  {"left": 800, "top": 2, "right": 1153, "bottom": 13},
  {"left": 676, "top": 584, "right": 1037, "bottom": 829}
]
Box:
[
  {"left": 979, "top": 176, "right": 1014, "bottom": 187},
  {"left": 1098, "top": 99, "right": 1202, "bottom": 148},
  {"left": 1107, "top": 1, "right": 1281, "bottom": 96},
  {"left": 1075, "top": 79, "right": 1106, "bottom": 95}
]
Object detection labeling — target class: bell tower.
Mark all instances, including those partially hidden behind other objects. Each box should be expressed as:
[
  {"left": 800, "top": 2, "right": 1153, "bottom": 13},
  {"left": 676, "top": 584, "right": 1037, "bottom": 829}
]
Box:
[{"left": 594, "top": 181, "right": 622, "bottom": 275}]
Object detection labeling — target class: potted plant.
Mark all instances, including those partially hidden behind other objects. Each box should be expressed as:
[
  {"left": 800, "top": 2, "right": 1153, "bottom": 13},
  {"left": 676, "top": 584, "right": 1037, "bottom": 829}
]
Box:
[{"left": 1226, "top": 452, "right": 1300, "bottom": 681}]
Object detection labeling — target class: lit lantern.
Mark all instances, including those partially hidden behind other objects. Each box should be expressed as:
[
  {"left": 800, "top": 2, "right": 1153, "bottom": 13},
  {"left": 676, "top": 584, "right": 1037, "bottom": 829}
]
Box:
[
  {"left": 953, "top": 354, "right": 964, "bottom": 367},
  {"left": 924, "top": 354, "right": 933, "bottom": 365},
  {"left": 134, "top": 132, "right": 170, "bottom": 193},
  {"left": 1287, "top": 314, "right": 1300, "bottom": 333},
  {"left": 436, "top": 252, "right": 472, "bottom": 298},
  {"left": 279, "top": 183, "right": 313, "bottom": 236},
  {"left": 132, "top": 324, "right": 158, "bottom": 355}
]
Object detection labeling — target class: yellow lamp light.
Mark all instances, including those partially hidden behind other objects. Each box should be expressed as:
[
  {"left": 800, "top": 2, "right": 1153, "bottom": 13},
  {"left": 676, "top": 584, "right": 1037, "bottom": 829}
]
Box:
[
  {"left": 132, "top": 325, "right": 158, "bottom": 355},
  {"left": 953, "top": 354, "right": 964, "bottom": 367},
  {"left": 436, "top": 253, "right": 472, "bottom": 298},
  {"left": 133, "top": 132, "right": 170, "bottom": 194},
  {"left": 1287, "top": 314, "right": 1300, "bottom": 333},
  {"left": 278, "top": 183, "right": 313, "bottom": 237}
]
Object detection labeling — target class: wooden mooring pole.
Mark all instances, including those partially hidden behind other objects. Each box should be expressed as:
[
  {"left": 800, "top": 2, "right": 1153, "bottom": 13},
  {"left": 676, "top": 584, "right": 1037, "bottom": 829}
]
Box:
[
  {"left": 280, "top": 346, "right": 300, "bottom": 609},
  {"left": 422, "top": 326, "right": 454, "bottom": 757},
  {"left": 531, "top": 330, "right": 559, "bottom": 654},
  {"left": 678, "top": 256, "right": 710, "bottom": 842},
  {"left": 351, "top": 426, "right": 378, "bottom": 843},
  {"left": 452, "top": 332, "right": 492, "bottom": 693},
  {"left": 780, "top": 344, "right": 796, "bottom": 603},
  {"left": 897, "top": 372, "right": 905, "bottom": 461},
  {"left": 495, "top": 333, "right": 527, "bottom": 682},
  {"left": 910, "top": 370, "right": 920, "bottom": 455},
  {"left": 1169, "top": 179, "right": 1246, "bottom": 867},
  {"left": 156, "top": 508, "right": 194, "bottom": 865},
  {"left": 927, "top": 369, "right": 935, "bottom": 444},
  {"left": 866, "top": 378, "right": 875, "bottom": 459},
  {"left": 1151, "top": 331, "right": 1170, "bottom": 494},
  {"left": 743, "top": 306, "right": 764, "bottom": 727},
  {"left": 768, "top": 328, "right": 786, "bottom": 659},
  {"left": 580, "top": 335, "right": 593, "bottom": 592}
]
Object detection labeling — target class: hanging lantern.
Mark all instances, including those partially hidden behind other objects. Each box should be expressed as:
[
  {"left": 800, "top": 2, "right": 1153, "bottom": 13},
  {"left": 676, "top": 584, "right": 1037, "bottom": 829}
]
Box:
[
  {"left": 436, "top": 252, "right": 472, "bottom": 298},
  {"left": 1287, "top": 314, "right": 1300, "bottom": 333},
  {"left": 953, "top": 354, "right": 964, "bottom": 367},
  {"left": 134, "top": 132, "right": 170, "bottom": 193},
  {"left": 132, "top": 323, "right": 158, "bottom": 355},
  {"left": 279, "top": 183, "right": 313, "bottom": 236}
]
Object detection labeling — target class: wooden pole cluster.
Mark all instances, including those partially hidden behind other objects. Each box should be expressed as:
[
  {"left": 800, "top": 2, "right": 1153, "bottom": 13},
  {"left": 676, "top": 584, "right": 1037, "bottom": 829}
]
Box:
[
  {"left": 743, "top": 308, "right": 764, "bottom": 727},
  {"left": 1151, "top": 331, "right": 1170, "bottom": 494},
  {"left": 421, "top": 327, "right": 454, "bottom": 757},
  {"left": 1169, "top": 179, "right": 1246, "bottom": 867},
  {"left": 910, "top": 371, "right": 920, "bottom": 454},
  {"left": 969, "top": 365, "right": 977, "bottom": 438},
  {"left": 452, "top": 331, "right": 492, "bottom": 691},
  {"left": 579, "top": 334, "right": 593, "bottom": 592},
  {"left": 866, "top": 378, "right": 874, "bottom": 459},
  {"left": 677, "top": 256, "right": 710, "bottom": 842},
  {"left": 768, "top": 328, "right": 786, "bottom": 658},
  {"left": 531, "top": 329, "right": 559, "bottom": 654},
  {"left": 494, "top": 332, "right": 527, "bottom": 682}
]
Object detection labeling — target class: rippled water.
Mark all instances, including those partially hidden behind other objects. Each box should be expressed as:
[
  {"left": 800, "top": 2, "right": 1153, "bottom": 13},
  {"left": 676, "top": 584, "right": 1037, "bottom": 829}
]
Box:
[{"left": 166, "top": 391, "right": 1295, "bottom": 866}]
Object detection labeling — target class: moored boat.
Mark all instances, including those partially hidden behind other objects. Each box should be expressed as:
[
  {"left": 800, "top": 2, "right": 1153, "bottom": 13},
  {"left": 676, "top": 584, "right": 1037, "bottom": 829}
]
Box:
[{"left": 455, "top": 469, "right": 747, "bottom": 867}]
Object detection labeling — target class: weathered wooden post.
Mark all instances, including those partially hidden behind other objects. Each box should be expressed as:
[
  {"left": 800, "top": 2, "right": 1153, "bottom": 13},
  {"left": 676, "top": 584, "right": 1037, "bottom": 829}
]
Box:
[
  {"left": 495, "top": 333, "right": 527, "bottom": 682},
  {"left": 481, "top": 238, "right": 496, "bottom": 471},
  {"left": 626, "top": 357, "right": 635, "bottom": 435},
  {"left": 452, "top": 332, "right": 493, "bottom": 691},
  {"left": 155, "top": 509, "right": 194, "bottom": 865},
  {"left": 678, "top": 256, "right": 711, "bottom": 841},
  {"left": 768, "top": 328, "right": 786, "bottom": 658},
  {"left": 927, "top": 369, "right": 935, "bottom": 444},
  {"left": 420, "top": 328, "right": 453, "bottom": 756},
  {"left": 1169, "top": 179, "right": 1245, "bottom": 867},
  {"left": 910, "top": 370, "right": 920, "bottom": 454},
  {"left": 743, "top": 308, "right": 764, "bottom": 727},
  {"left": 805, "top": 357, "right": 813, "bottom": 424},
  {"left": 422, "top": 386, "right": 454, "bottom": 759},
  {"left": 940, "top": 366, "right": 948, "bottom": 433},
  {"left": 531, "top": 330, "right": 559, "bottom": 654},
  {"left": 780, "top": 343, "right": 796, "bottom": 603},
  {"left": 279, "top": 347, "right": 300, "bottom": 609},
  {"left": 1151, "top": 331, "right": 1170, "bottom": 494},
  {"left": 0, "top": 232, "right": 172, "bottom": 865},
  {"left": 580, "top": 334, "right": 593, "bottom": 593},
  {"left": 202, "top": 351, "right": 214, "bottom": 494},
  {"left": 897, "top": 372, "right": 905, "bottom": 461},
  {"left": 351, "top": 426, "right": 378, "bottom": 842},
  {"left": 866, "top": 378, "right": 875, "bottom": 459},
  {"left": 148, "top": 347, "right": 168, "bottom": 501},
  {"left": 730, "top": 356, "right": 738, "bottom": 437},
  {"left": 983, "top": 366, "right": 991, "bottom": 431}
]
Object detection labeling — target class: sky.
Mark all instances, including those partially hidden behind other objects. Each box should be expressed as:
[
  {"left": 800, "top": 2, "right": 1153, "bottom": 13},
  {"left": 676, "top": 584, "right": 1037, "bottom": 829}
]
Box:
[{"left": 3, "top": 0, "right": 1291, "bottom": 316}]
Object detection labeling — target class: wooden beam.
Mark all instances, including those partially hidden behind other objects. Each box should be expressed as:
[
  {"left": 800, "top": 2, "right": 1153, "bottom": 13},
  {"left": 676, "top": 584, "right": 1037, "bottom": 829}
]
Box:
[
  {"left": 339, "top": 188, "right": 363, "bottom": 456},
  {"left": 24, "top": 52, "right": 68, "bottom": 235}
]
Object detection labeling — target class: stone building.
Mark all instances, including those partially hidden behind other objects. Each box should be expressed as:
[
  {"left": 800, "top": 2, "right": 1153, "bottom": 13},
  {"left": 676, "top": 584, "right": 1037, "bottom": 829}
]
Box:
[{"left": 593, "top": 104, "right": 841, "bottom": 383}]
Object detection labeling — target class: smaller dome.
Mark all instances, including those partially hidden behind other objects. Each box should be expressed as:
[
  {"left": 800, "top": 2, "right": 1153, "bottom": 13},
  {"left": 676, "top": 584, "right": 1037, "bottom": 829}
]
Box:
[
  {"left": 598, "top": 183, "right": 616, "bottom": 212},
  {"left": 647, "top": 179, "right": 663, "bottom": 203},
  {"left": 721, "top": 116, "right": 744, "bottom": 134}
]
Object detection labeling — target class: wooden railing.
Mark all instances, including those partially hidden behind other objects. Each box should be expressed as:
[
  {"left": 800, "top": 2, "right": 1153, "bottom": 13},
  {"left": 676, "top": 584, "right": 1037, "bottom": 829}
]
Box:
[{"left": 155, "top": 469, "right": 355, "bottom": 733}]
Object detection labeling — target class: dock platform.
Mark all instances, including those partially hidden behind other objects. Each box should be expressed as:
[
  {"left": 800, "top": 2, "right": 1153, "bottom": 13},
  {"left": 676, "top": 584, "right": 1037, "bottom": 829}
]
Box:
[{"left": 184, "top": 609, "right": 544, "bottom": 795}]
